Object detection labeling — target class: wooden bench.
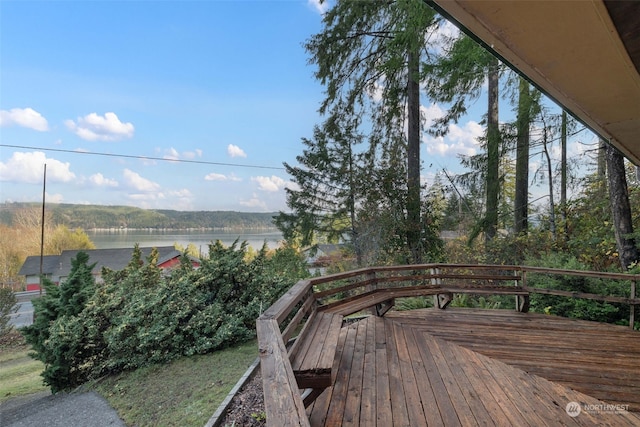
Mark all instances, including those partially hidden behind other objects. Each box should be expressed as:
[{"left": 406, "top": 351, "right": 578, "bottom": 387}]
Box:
[
  {"left": 320, "top": 285, "right": 443, "bottom": 317},
  {"left": 288, "top": 311, "right": 343, "bottom": 406}
]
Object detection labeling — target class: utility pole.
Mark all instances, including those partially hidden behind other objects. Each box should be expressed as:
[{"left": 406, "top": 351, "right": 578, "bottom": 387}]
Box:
[{"left": 39, "top": 164, "right": 46, "bottom": 295}]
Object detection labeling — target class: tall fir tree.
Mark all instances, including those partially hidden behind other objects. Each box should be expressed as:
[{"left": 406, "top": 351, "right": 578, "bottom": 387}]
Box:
[{"left": 302, "top": 0, "right": 442, "bottom": 264}]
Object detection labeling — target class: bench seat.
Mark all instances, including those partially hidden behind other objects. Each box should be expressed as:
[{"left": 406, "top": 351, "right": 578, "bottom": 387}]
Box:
[{"left": 290, "top": 311, "right": 344, "bottom": 390}]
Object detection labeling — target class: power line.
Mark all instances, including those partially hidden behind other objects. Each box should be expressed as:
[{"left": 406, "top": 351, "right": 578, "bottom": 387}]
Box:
[{"left": 0, "top": 143, "right": 286, "bottom": 171}]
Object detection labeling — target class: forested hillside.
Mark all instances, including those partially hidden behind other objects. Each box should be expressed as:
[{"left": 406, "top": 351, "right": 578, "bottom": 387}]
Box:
[{"left": 0, "top": 203, "right": 278, "bottom": 230}]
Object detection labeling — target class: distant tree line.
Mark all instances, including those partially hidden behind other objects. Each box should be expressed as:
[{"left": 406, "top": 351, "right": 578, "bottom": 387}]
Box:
[{"left": 0, "top": 203, "right": 278, "bottom": 230}]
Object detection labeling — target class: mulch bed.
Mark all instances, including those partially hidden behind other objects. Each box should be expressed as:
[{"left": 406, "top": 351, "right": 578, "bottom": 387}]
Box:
[{"left": 219, "top": 372, "right": 265, "bottom": 427}]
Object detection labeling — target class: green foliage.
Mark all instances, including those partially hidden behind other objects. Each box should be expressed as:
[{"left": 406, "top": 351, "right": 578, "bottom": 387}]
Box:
[
  {"left": 293, "top": 0, "right": 444, "bottom": 266},
  {"left": 275, "top": 117, "right": 365, "bottom": 252},
  {"left": 48, "top": 225, "right": 96, "bottom": 254},
  {"left": 0, "top": 287, "right": 18, "bottom": 336},
  {"left": 449, "top": 294, "right": 509, "bottom": 310},
  {"left": 22, "top": 252, "right": 96, "bottom": 392},
  {"left": 21, "top": 279, "right": 61, "bottom": 355},
  {"left": 24, "top": 242, "right": 308, "bottom": 392},
  {"left": 395, "top": 296, "right": 433, "bottom": 311},
  {"left": 525, "top": 253, "right": 629, "bottom": 324},
  {"left": 60, "top": 252, "right": 96, "bottom": 316}
]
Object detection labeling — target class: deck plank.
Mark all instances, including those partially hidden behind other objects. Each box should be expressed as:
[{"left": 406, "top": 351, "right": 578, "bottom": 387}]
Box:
[
  {"left": 374, "top": 317, "right": 392, "bottom": 427},
  {"left": 385, "top": 318, "right": 411, "bottom": 427},
  {"left": 403, "top": 329, "right": 445, "bottom": 427},
  {"left": 303, "top": 309, "right": 640, "bottom": 426},
  {"left": 388, "top": 308, "right": 640, "bottom": 411},
  {"left": 323, "top": 325, "right": 356, "bottom": 426},
  {"left": 341, "top": 321, "right": 367, "bottom": 426},
  {"left": 391, "top": 321, "right": 428, "bottom": 427},
  {"left": 409, "top": 328, "right": 460, "bottom": 426},
  {"left": 425, "top": 334, "right": 486, "bottom": 426},
  {"left": 359, "top": 316, "right": 377, "bottom": 426}
]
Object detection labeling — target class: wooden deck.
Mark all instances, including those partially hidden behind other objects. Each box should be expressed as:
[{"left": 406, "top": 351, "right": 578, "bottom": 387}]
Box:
[{"left": 307, "top": 309, "right": 640, "bottom": 426}]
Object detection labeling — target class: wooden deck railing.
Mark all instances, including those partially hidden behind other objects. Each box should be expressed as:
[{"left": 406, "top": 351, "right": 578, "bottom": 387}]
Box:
[{"left": 256, "top": 263, "right": 640, "bottom": 426}]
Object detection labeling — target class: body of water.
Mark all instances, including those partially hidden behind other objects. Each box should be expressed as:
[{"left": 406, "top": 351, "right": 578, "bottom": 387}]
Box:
[{"left": 87, "top": 229, "right": 283, "bottom": 255}]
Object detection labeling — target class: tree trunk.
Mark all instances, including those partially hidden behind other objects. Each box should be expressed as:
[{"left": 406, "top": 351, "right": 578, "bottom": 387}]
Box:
[
  {"left": 485, "top": 58, "right": 500, "bottom": 243},
  {"left": 541, "top": 120, "right": 556, "bottom": 241},
  {"left": 407, "top": 47, "right": 422, "bottom": 263},
  {"left": 514, "top": 78, "right": 530, "bottom": 236},
  {"left": 605, "top": 145, "right": 639, "bottom": 270},
  {"left": 560, "top": 110, "right": 568, "bottom": 242}
]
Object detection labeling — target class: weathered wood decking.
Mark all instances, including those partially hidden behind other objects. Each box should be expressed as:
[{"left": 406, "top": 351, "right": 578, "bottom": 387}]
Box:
[
  {"left": 257, "top": 264, "right": 640, "bottom": 426},
  {"left": 307, "top": 309, "right": 640, "bottom": 426}
]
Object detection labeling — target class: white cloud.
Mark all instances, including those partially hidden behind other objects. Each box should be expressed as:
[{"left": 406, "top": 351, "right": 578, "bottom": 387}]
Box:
[
  {"left": 161, "top": 147, "right": 202, "bottom": 161},
  {"left": 122, "top": 169, "right": 160, "bottom": 192},
  {"left": 252, "top": 175, "right": 286, "bottom": 192},
  {"left": 89, "top": 173, "right": 119, "bottom": 188},
  {"left": 240, "top": 194, "right": 268, "bottom": 210},
  {"left": 308, "top": 0, "right": 330, "bottom": 14},
  {"left": 0, "top": 151, "right": 75, "bottom": 183},
  {"left": 425, "top": 120, "right": 483, "bottom": 157},
  {"left": 227, "top": 144, "right": 247, "bottom": 158},
  {"left": 183, "top": 149, "right": 202, "bottom": 160},
  {"left": 204, "top": 172, "right": 241, "bottom": 182},
  {"left": 430, "top": 20, "right": 460, "bottom": 55},
  {"left": 122, "top": 187, "right": 194, "bottom": 210},
  {"left": 0, "top": 107, "right": 49, "bottom": 131},
  {"left": 205, "top": 173, "right": 227, "bottom": 181},
  {"left": 164, "top": 147, "right": 181, "bottom": 160},
  {"left": 46, "top": 192, "right": 65, "bottom": 203},
  {"left": 65, "top": 112, "right": 134, "bottom": 141},
  {"left": 168, "top": 188, "right": 193, "bottom": 199},
  {"left": 368, "top": 81, "right": 385, "bottom": 103},
  {"left": 421, "top": 103, "right": 446, "bottom": 127}
]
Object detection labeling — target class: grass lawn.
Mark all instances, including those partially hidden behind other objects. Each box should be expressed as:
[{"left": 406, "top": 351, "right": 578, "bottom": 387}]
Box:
[
  {"left": 0, "top": 329, "right": 258, "bottom": 426},
  {"left": 89, "top": 340, "right": 259, "bottom": 427},
  {"left": 0, "top": 330, "right": 48, "bottom": 402},
  {"left": 0, "top": 348, "right": 48, "bottom": 402}
]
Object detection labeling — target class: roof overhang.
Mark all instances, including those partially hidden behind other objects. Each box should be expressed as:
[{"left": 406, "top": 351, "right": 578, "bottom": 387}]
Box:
[{"left": 429, "top": 0, "right": 640, "bottom": 164}]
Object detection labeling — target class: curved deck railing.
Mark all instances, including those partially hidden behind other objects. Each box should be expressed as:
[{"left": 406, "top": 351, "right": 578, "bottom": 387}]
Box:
[{"left": 256, "top": 263, "right": 640, "bottom": 426}]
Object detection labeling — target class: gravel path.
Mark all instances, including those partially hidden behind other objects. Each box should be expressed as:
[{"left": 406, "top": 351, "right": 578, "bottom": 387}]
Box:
[{"left": 1, "top": 391, "right": 126, "bottom": 427}]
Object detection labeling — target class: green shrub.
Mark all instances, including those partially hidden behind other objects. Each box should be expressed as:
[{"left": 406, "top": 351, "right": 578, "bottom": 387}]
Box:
[
  {"left": 525, "top": 253, "right": 630, "bottom": 324},
  {"left": 0, "top": 287, "right": 18, "bottom": 337},
  {"left": 24, "top": 242, "right": 308, "bottom": 392}
]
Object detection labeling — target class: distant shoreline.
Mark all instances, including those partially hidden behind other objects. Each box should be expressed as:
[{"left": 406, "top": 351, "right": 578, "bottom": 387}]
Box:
[{"left": 87, "top": 226, "right": 278, "bottom": 232}]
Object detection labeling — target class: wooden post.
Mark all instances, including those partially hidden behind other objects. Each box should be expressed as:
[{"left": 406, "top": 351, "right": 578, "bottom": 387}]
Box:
[
  {"left": 366, "top": 270, "right": 376, "bottom": 315},
  {"left": 431, "top": 267, "right": 440, "bottom": 307},
  {"left": 631, "top": 279, "right": 636, "bottom": 329},
  {"left": 516, "top": 269, "right": 526, "bottom": 312}
]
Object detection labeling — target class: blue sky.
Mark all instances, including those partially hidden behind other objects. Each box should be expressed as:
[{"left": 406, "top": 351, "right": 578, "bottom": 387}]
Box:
[{"left": 0, "top": 0, "right": 597, "bottom": 212}]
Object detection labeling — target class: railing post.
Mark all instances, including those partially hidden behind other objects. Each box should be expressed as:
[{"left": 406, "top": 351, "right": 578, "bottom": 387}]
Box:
[
  {"left": 366, "top": 270, "right": 377, "bottom": 315},
  {"left": 431, "top": 267, "right": 440, "bottom": 307},
  {"left": 631, "top": 278, "right": 636, "bottom": 330},
  {"left": 516, "top": 269, "right": 526, "bottom": 312}
]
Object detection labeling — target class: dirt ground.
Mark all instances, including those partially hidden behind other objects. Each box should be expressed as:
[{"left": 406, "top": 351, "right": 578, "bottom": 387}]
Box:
[{"left": 219, "top": 372, "right": 265, "bottom": 427}]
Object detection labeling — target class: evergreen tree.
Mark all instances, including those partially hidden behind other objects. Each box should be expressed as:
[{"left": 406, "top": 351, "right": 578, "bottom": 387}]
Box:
[
  {"left": 275, "top": 116, "right": 365, "bottom": 264},
  {"left": 59, "top": 252, "right": 96, "bottom": 317},
  {"left": 424, "top": 34, "right": 502, "bottom": 244},
  {"left": 304, "top": 0, "right": 441, "bottom": 264},
  {"left": 22, "top": 252, "right": 97, "bottom": 392}
]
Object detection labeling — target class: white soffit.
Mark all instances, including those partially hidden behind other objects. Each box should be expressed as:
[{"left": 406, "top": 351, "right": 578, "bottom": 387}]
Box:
[{"left": 431, "top": 0, "right": 640, "bottom": 164}]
